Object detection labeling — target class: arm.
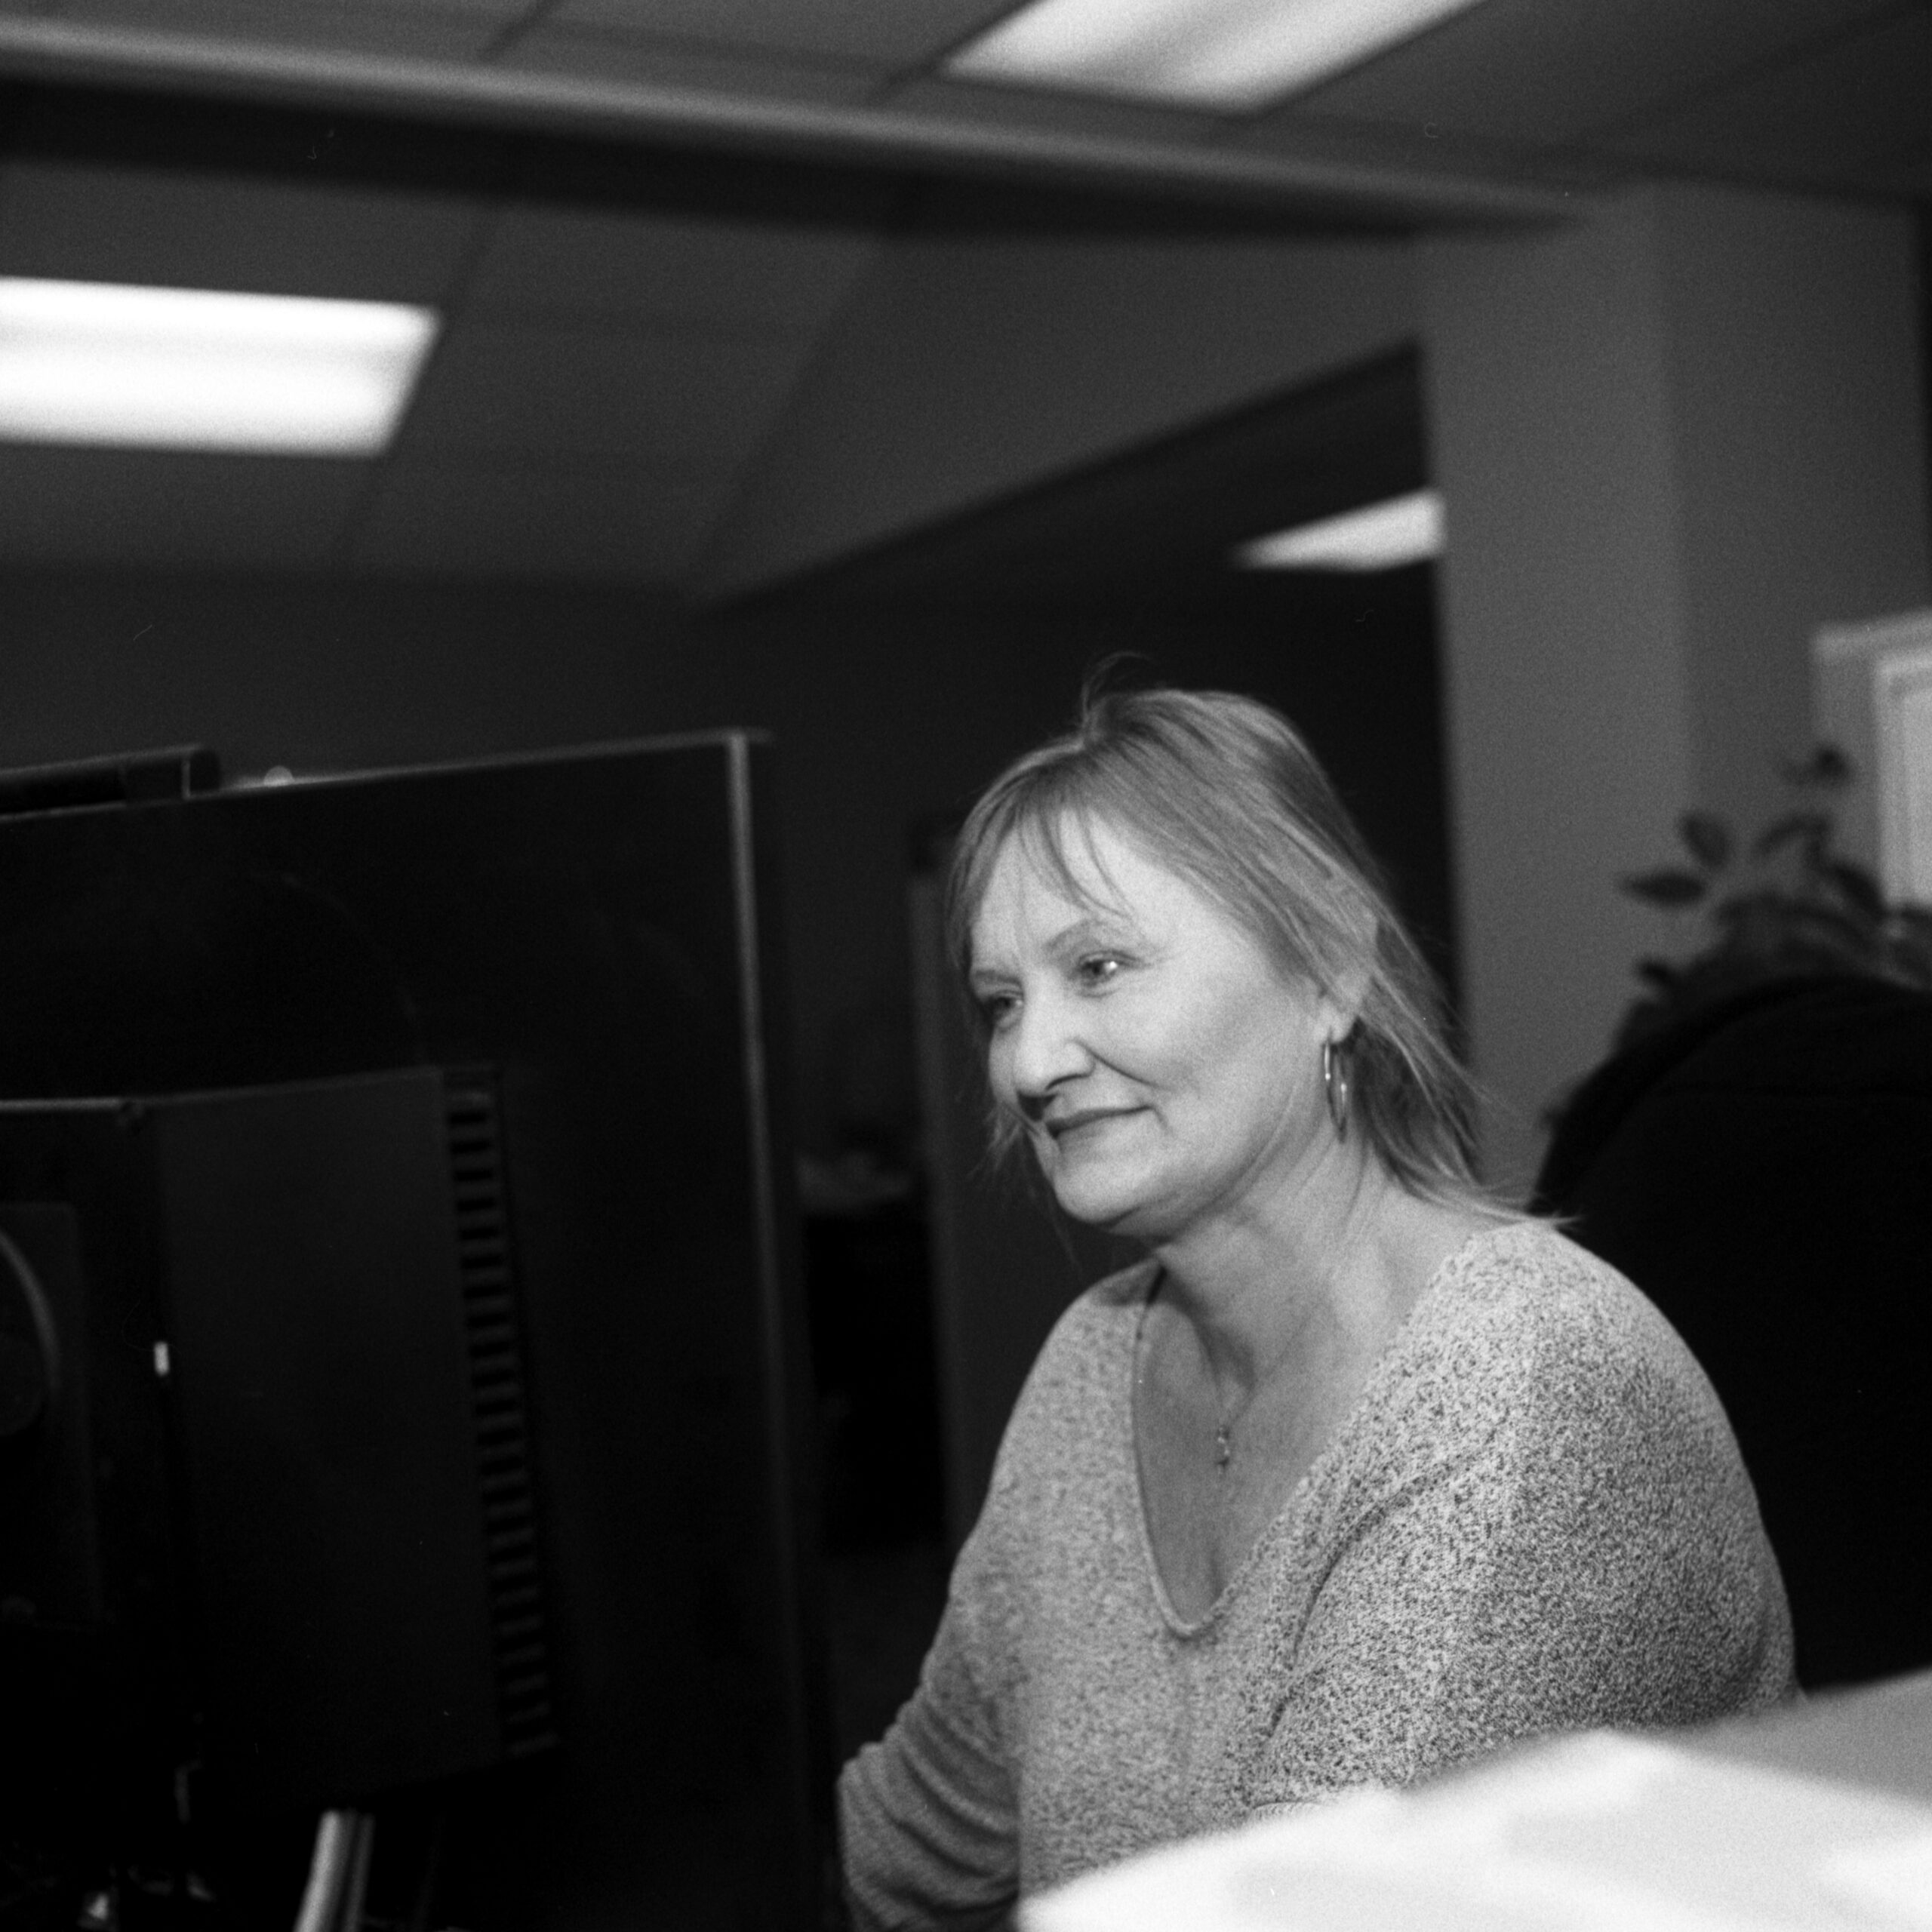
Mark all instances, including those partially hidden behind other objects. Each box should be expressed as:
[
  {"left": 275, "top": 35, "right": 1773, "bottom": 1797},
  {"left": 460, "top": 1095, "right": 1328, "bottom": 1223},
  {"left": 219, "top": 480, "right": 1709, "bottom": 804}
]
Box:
[{"left": 838, "top": 1601, "right": 1020, "bottom": 1932}]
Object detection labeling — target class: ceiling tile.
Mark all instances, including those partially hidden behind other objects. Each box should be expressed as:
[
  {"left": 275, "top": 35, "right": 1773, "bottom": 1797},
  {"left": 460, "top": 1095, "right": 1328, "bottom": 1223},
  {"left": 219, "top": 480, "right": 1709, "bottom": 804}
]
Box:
[
  {"left": 1260, "top": 0, "right": 1906, "bottom": 149},
  {"left": 395, "top": 320, "right": 814, "bottom": 470},
  {"left": 496, "top": 26, "right": 877, "bottom": 103},
  {"left": 1607, "top": 8, "right": 1932, "bottom": 191},
  {"left": 348, "top": 456, "right": 712, "bottom": 577},
  {"left": 0, "top": 446, "right": 369, "bottom": 568},
  {"left": 537, "top": 0, "right": 1012, "bottom": 69},
  {"left": 462, "top": 202, "right": 882, "bottom": 332},
  {"left": 44, "top": 0, "right": 518, "bottom": 60},
  {"left": 0, "top": 159, "right": 487, "bottom": 303}
]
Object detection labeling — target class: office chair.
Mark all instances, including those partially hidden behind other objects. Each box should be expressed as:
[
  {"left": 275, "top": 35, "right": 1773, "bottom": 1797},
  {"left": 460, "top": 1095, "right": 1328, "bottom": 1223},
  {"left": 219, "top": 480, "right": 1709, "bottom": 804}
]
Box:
[{"left": 1534, "top": 975, "right": 1932, "bottom": 1690}]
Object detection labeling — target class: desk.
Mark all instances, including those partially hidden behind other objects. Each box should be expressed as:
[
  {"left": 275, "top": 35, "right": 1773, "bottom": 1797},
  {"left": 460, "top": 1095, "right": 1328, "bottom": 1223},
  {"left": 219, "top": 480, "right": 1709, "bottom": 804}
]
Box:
[
  {"left": 1028, "top": 1673, "right": 1932, "bottom": 1931},
  {"left": 1689, "top": 1667, "right": 1932, "bottom": 1807}
]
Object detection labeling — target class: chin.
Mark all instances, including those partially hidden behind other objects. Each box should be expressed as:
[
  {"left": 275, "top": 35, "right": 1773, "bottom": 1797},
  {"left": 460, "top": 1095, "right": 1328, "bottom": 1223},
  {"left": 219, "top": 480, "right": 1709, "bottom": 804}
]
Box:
[
  {"left": 1050, "top": 1165, "right": 1204, "bottom": 1247},
  {"left": 1047, "top": 1168, "right": 1154, "bottom": 1235}
]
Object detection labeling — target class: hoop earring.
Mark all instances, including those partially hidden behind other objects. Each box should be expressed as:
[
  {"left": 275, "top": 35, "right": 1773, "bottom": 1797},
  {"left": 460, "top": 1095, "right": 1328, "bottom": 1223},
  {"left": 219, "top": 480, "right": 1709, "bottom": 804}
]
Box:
[{"left": 1322, "top": 1037, "right": 1352, "bottom": 1141}]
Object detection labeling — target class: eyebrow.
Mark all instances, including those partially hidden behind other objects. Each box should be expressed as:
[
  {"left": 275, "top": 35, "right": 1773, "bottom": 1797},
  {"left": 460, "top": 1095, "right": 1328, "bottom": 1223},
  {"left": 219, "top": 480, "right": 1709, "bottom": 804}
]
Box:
[{"left": 968, "top": 911, "right": 1131, "bottom": 984}]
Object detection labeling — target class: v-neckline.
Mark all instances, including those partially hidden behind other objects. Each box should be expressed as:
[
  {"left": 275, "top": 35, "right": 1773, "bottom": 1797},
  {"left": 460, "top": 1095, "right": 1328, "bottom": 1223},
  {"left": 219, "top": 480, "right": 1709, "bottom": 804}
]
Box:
[{"left": 1122, "top": 1223, "right": 1506, "bottom": 1635}]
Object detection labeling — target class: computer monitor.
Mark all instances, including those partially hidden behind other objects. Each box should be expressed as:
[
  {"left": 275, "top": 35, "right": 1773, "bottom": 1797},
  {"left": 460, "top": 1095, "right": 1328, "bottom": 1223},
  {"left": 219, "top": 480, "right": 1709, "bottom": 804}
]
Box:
[{"left": 0, "top": 734, "right": 831, "bottom": 1929}]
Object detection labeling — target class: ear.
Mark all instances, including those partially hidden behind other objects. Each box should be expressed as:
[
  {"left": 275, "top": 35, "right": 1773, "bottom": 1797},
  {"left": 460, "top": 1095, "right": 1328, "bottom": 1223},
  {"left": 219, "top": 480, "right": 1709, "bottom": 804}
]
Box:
[{"left": 1315, "top": 949, "right": 1374, "bottom": 1042}]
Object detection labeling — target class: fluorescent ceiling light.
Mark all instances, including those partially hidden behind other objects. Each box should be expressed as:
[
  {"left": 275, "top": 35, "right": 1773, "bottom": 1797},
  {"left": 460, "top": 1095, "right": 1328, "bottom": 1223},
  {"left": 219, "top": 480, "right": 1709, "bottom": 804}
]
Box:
[
  {"left": 949, "top": 0, "right": 1488, "bottom": 110},
  {"left": 0, "top": 278, "right": 438, "bottom": 455},
  {"left": 1235, "top": 489, "right": 1443, "bottom": 571}
]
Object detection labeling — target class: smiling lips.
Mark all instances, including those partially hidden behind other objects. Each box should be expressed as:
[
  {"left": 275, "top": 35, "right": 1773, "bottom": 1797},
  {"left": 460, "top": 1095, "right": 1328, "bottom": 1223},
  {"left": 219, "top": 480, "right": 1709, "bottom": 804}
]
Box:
[{"left": 1043, "top": 1106, "right": 1140, "bottom": 1143}]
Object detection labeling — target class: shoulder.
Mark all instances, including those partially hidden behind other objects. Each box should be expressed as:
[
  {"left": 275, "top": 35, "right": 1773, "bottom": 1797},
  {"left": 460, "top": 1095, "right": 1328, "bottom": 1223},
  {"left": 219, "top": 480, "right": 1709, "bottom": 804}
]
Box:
[
  {"left": 1343, "top": 1220, "right": 1757, "bottom": 1540},
  {"left": 1429, "top": 1216, "right": 1647, "bottom": 1321},
  {"left": 1000, "top": 1257, "right": 1158, "bottom": 1431},
  {"left": 1310, "top": 1223, "right": 1791, "bottom": 1737},
  {"left": 961, "top": 1260, "right": 1152, "bottom": 1575},
  {"left": 1406, "top": 1219, "right": 1717, "bottom": 1412},
  {"left": 945, "top": 1260, "right": 1155, "bottom": 1679},
  {"left": 1397, "top": 1222, "right": 1785, "bottom": 1620}
]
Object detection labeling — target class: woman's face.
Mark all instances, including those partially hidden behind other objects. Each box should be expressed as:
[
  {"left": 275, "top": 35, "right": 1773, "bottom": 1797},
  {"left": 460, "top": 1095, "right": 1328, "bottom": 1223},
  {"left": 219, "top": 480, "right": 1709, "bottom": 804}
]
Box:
[{"left": 968, "top": 815, "right": 1344, "bottom": 1244}]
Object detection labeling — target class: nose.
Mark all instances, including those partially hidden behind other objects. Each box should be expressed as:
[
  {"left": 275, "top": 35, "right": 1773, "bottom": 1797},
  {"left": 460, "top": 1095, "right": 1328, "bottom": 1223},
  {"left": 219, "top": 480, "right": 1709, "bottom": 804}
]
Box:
[{"left": 998, "top": 986, "right": 1091, "bottom": 1116}]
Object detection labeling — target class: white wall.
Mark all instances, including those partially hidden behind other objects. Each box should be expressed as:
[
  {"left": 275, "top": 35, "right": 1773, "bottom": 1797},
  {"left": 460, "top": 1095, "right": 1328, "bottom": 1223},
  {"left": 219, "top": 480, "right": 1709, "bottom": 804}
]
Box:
[{"left": 1422, "top": 184, "right": 1932, "bottom": 1193}]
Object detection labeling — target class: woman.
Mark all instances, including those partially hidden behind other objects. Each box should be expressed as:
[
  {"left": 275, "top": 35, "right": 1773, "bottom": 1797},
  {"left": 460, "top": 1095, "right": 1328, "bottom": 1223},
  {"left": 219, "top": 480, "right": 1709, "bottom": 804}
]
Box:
[{"left": 842, "top": 687, "right": 1792, "bottom": 1927}]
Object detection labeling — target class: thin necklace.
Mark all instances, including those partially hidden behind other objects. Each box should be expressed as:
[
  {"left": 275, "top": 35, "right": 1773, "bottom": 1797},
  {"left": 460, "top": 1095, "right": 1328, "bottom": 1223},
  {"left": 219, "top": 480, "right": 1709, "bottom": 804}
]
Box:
[
  {"left": 1140, "top": 1272, "right": 1244, "bottom": 1476},
  {"left": 1211, "top": 1360, "right": 1245, "bottom": 1472},
  {"left": 1211, "top": 1366, "right": 1272, "bottom": 1477}
]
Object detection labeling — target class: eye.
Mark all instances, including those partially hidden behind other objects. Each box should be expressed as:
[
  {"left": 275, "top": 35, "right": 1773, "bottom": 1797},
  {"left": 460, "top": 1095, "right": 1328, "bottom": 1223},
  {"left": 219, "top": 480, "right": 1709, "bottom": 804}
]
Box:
[
  {"left": 977, "top": 988, "right": 1020, "bottom": 1031},
  {"left": 1073, "top": 953, "right": 1124, "bottom": 991}
]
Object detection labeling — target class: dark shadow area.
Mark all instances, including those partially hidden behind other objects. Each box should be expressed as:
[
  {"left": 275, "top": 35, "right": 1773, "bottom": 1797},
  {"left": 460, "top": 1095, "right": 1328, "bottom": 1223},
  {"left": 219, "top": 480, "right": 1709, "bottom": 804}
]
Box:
[
  {"left": 1536, "top": 977, "right": 1932, "bottom": 1691},
  {"left": 802, "top": 1198, "right": 949, "bottom": 1763}
]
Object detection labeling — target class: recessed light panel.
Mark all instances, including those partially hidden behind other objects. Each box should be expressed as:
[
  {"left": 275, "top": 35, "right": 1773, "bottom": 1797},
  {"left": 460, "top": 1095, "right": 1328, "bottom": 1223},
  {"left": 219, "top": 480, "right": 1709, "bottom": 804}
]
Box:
[
  {"left": 0, "top": 278, "right": 439, "bottom": 455},
  {"left": 1235, "top": 489, "right": 1443, "bottom": 571},
  {"left": 948, "top": 0, "right": 1488, "bottom": 110}
]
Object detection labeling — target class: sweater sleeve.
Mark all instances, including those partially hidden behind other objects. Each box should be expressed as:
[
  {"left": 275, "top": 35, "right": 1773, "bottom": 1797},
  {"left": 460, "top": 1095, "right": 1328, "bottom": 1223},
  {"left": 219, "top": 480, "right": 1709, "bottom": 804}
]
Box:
[
  {"left": 838, "top": 1543, "right": 1022, "bottom": 1931},
  {"left": 1245, "top": 1267, "right": 1792, "bottom": 1809},
  {"left": 836, "top": 1279, "right": 1146, "bottom": 1923}
]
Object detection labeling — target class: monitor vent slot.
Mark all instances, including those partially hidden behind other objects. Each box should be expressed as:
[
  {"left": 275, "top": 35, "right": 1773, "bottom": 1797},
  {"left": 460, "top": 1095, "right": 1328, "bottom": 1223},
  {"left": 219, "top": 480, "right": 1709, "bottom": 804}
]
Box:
[{"left": 445, "top": 1075, "right": 558, "bottom": 1761}]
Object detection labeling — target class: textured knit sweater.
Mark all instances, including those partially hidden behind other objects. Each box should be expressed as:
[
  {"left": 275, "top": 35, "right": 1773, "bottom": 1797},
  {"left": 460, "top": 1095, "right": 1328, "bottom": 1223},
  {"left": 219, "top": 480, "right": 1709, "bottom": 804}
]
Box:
[{"left": 839, "top": 1223, "right": 1793, "bottom": 1928}]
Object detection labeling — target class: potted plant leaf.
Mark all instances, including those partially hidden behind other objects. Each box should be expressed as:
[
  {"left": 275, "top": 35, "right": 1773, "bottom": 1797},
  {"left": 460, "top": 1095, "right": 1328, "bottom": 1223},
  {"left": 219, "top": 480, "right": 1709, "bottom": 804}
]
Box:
[{"left": 1615, "top": 746, "right": 1932, "bottom": 1052}]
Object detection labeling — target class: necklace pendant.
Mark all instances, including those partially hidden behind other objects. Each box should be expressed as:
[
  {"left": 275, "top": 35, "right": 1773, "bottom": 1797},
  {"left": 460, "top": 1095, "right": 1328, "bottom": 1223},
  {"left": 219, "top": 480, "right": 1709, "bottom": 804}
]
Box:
[{"left": 1214, "top": 1423, "right": 1232, "bottom": 1472}]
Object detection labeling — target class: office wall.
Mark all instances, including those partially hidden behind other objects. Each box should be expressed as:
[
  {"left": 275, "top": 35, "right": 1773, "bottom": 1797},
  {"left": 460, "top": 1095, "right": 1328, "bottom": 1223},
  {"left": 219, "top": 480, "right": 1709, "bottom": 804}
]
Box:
[
  {"left": 0, "top": 568, "right": 1454, "bottom": 1160},
  {"left": 1423, "top": 185, "right": 1931, "bottom": 1190}
]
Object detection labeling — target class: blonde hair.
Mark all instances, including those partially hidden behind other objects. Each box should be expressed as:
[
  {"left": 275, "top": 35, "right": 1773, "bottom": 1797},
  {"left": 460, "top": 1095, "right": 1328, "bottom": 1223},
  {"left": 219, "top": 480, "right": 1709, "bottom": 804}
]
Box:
[{"left": 948, "top": 684, "right": 1487, "bottom": 1205}]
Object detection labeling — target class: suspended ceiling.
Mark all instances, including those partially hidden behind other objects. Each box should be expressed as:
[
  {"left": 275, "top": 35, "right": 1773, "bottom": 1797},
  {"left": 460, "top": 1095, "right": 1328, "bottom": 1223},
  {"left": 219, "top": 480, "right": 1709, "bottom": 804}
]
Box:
[{"left": 0, "top": 0, "right": 1926, "bottom": 591}]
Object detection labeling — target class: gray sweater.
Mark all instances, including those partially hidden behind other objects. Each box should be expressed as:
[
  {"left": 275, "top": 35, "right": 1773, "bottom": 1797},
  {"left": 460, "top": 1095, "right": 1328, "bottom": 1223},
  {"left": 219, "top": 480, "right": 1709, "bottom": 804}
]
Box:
[{"left": 839, "top": 1223, "right": 1793, "bottom": 1927}]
